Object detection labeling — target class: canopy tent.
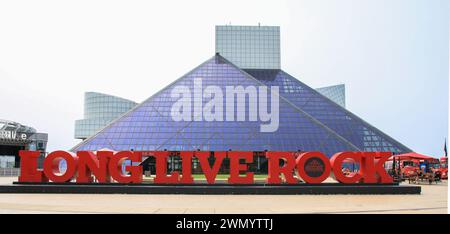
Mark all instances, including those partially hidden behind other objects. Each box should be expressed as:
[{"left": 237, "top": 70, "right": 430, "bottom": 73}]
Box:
[{"left": 389, "top": 152, "right": 435, "bottom": 161}]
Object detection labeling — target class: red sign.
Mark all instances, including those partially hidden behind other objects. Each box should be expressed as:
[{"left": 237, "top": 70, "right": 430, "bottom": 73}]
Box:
[{"left": 18, "top": 150, "right": 393, "bottom": 184}]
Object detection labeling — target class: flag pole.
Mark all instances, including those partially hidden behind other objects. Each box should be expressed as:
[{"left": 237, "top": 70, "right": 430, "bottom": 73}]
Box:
[{"left": 445, "top": 138, "right": 447, "bottom": 158}]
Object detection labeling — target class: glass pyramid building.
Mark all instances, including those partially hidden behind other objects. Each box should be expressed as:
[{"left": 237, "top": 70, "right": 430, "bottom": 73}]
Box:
[{"left": 71, "top": 54, "right": 411, "bottom": 157}]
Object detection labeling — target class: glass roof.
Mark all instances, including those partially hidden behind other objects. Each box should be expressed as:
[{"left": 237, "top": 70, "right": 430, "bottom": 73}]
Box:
[{"left": 71, "top": 54, "right": 411, "bottom": 157}]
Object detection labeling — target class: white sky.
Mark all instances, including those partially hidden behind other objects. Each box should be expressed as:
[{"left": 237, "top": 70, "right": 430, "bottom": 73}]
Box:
[{"left": 0, "top": 0, "right": 448, "bottom": 156}]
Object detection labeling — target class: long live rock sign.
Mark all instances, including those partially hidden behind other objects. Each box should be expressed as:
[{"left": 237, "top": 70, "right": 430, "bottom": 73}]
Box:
[{"left": 18, "top": 150, "right": 393, "bottom": 184}]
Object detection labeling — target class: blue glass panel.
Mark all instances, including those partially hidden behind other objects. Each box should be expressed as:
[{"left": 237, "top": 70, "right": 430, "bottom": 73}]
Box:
[
  {"left": 71, "top": 55, "right": 411, "bottom": 157},
  {"left": 245, "top": 69, "right": 411, "bottom": 154}
]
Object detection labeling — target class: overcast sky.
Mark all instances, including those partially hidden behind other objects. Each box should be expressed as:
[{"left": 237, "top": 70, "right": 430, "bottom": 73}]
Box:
[{"left": 0, "top": 0, "right": 448, "bottom": 157}]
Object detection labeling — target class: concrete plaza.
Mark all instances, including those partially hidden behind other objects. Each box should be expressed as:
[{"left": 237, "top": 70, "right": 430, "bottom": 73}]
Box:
[{"left": 0, "top": 177, "right": 447, "bottom": 214}]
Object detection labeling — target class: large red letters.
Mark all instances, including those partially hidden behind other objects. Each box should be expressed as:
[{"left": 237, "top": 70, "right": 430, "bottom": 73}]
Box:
[
  {"left": 330, "top": 152, "right": 393, "bottom": 183},
  {"left": 265, "top": 151, "right": 297, "bottom": 184},
  {"left": 108, "top": 151, "right": 143, "bottom": 183},
  {"left": 195, "top": 151, "right": 226, "bottom": 184},
  {"left": 296, "top": 151, "right": 331, "bottom": 184},
  {"left": 227, "top": 151, "right": 254, "bottom": 184},
  {"left": 77, "top": 151, "right": 111, "bottom": 183},
  {"left": 18, "top": 150, "right": 47, "bottom": 182},
  {"left": 153, "top": 151, "right": 180, "bottom": 184},
  {"left": 18, "top": 150, "right": 393, "bottom": 184},
  {"left": 43, "top": 151, "right": 78, "bottom": 183},
  {"left": 330, "top": 152, "right": 362, "bottom": 183}
]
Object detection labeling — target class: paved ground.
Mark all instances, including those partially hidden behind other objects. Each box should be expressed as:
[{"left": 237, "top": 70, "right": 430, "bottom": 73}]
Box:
[{"left": 0, "top": 177, "right": 447, "bottom": 214}]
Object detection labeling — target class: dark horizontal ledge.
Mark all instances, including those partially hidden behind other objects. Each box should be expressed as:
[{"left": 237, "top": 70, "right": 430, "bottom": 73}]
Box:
[
  {"left": 2, "top": 183, "right": 420, "bottom": 195},
  {"left": 13, "top": 181, "right": 400, "bottom": 186}
]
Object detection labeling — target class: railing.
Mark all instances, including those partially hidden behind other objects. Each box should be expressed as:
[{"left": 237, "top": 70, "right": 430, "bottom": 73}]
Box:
[{"left": 0, "top": 168, "right": 20, "bottom": 177}]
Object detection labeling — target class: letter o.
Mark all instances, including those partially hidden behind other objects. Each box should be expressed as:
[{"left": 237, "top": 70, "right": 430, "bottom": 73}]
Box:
[
  {"left": 44, "top": 151, "right": 78, "bottom": 182},
  {"left": 296, "top": 152, "right": 331, "bottom": 183}
]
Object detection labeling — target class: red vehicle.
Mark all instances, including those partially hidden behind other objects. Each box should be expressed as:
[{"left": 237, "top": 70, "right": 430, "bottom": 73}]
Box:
[
  {"left": 399, "top": 160, "right": 420, "bottom": 179},
  {"left": 384, "top": 158, "right": 416, "bottom": 179},
  {"left": 437, "top": 157, "right": 448, "bottom": 179},
  {"left": 388, "top": 152, "right": 444, "bottom": 182}
]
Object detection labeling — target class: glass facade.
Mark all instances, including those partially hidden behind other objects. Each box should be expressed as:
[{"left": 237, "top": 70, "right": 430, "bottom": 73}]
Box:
[
  {"left": 243, "top": 69, "right": 409, "bottom": 154},
  {"left": 315, "top": 84, "right": 346, "bottom": 108},
  {"left": 71, "top": 54, "right": 411, "bottom": 157},
  {"left": 0, "top": 119, "right": 47, "bottom": 169},
  {"left": 74, "top": 92, "right": 137, "bottom": 140},
  {"left": 0, "top": 156, "right": 15, "bottom": 168},
  {"left": 216, "top": 25, "right": 280, "bottom": 69}
]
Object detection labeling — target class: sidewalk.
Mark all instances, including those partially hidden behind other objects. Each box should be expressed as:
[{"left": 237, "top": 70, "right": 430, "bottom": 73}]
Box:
[{"left": 0, "top": 177, "right": 447, "bottom": 214}]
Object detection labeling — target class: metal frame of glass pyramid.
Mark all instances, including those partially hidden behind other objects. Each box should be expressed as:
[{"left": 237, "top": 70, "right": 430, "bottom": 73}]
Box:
[{"left": 71, "top": 54, "right": 412, "bottom": 157}]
